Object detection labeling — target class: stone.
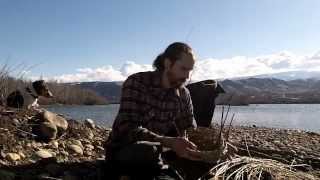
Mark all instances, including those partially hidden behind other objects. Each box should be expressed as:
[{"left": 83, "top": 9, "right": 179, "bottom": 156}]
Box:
[
  {"left": 84, "top": 151, "right": 93, "bottom": 156},
  {"left": 60, "top": 150, "right": 69, "bottom": 156},
  {"left": 84, "top": 118, "right": 95, "bottom": 129},
  {"left": 97, "top": 155, "right": 105, "bottom": 160},
  {"left": 96, "top": 146, "right": 104, "bottom": 151},
  {"left": 38, "top": 122, "right": 57, "bottom": 141},
  {"left": 51, "top": 152, "right": 57, "bottom": 157},
  {"left": 32, "top": 141, "right": 43, "bottom": 148},
  {"left": 85, "top": 144, "right": 94, "bottom": 150},
  {"left": 81, "top": 139, "right": 91, "bottom": 144},
  {"left": 84, "top": 129, "right": 94, "bottom": 140},
  {"left": 0, "top": 159, "right": 7, "bottom": 165},
  {"left": 58, "top": 141, "right": 66, "bottom": 149},
  {"left": 26, "top": 142, "right": 32, "bottom": 147},
  {"left": 68, "top": 145, "right": 83, "bottom": 155},
  {"left": 93, "top": 140, "right": 102, "bottom": 146},
  {"left": 35, "top": 150, "right": 53, "bottom": 159},
  {"left": 5, "top": 153, "right": 21, "bottom": 162},
  {"left": 1, "top": 150, "right": 6, "bottom": 158},
  {"left": 50, "top": 140, "right": 59, "bottom": 149},
  {"left": 69, "top": 139, "right": 83, "bottom": 149},
  {"left": 39, "top": 110, "right": 68, "bottom": 135},
  {"left": 18, "top": 151, "right": 26, "bottom": 159},
  {"left": 12, "top": 118, "right": 20, "bottom": 125}
]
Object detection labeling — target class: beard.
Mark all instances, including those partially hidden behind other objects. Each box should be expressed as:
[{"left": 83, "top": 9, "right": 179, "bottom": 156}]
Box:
[{"left": 167, "top": 71, "right": 187, "bottom": 88}]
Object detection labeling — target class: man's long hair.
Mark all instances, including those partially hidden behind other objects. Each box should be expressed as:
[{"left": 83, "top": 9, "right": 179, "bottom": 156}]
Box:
[{"left": 153, "top": 42, "right": 193, "bottom": 72}]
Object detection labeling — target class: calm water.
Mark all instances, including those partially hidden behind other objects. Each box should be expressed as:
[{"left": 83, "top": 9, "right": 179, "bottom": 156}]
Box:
[{"left": 46, "top": 104, "right": 320, "bottom": 132}]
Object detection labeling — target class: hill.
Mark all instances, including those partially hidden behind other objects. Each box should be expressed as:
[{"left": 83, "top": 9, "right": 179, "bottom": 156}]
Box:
[{"left": 71, "top": 78, "right": 320, "bottom": 105}]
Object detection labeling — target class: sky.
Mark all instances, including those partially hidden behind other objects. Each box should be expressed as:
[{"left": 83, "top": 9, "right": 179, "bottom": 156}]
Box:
[{"left": 0, "top": 0, "right": 320, "bottom": 82}]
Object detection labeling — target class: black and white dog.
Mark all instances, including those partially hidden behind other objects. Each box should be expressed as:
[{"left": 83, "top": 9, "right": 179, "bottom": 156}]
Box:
[{"left": 6, "top": 80, "right": 53, "bottom": 109}]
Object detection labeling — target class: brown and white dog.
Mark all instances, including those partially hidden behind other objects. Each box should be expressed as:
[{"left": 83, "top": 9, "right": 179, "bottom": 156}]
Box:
[{"left": 6, "top": 80, "right": 53, "bottom": 109}]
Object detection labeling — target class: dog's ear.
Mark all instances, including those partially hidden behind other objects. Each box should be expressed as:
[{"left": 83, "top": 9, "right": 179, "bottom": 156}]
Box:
[
  {"left": 32, "top": 80, "right": 47, "bottom": 94},
  {"left": 33, "top": 80, "right": 45, "bottom": 86},
  {"left": 33, "top": 80, "right": 53, "bottom": 98},
  {"left": 32, "top": 80, "right": 45, "bottom": 94}
]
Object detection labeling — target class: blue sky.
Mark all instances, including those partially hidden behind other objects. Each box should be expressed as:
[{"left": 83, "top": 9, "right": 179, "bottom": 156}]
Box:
[{"left": 0, "top": 0, "right": 320, "bottom": 82}]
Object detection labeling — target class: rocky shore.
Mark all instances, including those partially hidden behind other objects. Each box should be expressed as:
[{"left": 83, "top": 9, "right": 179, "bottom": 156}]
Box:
[
  {"left": 188, "top": 126, "right": 320, "bottom": 179},
  {"left": 0, "top": 106, "right": 320, "bottom": 179},
  {"left": 0, "top": 107, "right": 110, "bottom": 179}
]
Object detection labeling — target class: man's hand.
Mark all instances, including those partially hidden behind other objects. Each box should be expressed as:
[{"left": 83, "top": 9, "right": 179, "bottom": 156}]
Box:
[{"left": 158, "top": 136, "right": 202, "bottom": 161}]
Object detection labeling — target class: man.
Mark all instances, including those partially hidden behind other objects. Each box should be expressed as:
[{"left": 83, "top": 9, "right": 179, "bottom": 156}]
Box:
[{"left": 105, "top": 42, "right": 203, "bottom": 179}]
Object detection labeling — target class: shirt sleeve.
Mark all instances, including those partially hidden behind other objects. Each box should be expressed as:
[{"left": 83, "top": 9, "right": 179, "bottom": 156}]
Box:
[
  {"left": 111, "top": 75, "right": 161, "bottom": 145},
  {"left": 175, "top": 87, "right": 196, "bottom": 133}
]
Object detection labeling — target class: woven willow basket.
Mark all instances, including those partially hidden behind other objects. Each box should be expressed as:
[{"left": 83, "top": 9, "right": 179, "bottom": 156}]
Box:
[{"left": 186, "top": 127, "right": 235, "bottom": 163}]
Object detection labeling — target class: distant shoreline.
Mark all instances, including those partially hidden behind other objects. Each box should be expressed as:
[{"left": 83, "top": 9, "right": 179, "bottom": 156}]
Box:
[{"left": 45, "top": 102, "right": 320, "bottom": 106}]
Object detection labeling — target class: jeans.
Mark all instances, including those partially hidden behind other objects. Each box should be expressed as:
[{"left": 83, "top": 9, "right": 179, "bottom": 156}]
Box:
[
  {"left": 108, "top": 141, "right": 183, "bottom": 180},
  {"left": 108, "top": 141, "right": 212, "bottom": 180}
]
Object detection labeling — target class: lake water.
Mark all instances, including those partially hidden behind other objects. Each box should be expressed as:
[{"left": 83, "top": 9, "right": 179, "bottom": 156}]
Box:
[{"left": 46, "top": 104, "right": 320, "bottom": 132}]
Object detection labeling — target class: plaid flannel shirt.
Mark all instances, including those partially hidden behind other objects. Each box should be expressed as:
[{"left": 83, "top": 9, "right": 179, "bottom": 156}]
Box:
[{"left": 106, "top": 71, "right": 195, "bottom": 151}]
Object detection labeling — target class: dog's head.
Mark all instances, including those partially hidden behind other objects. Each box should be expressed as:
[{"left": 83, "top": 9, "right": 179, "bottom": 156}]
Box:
[{"left": 32, "top": 80, "right": 53, "bottom": 98}]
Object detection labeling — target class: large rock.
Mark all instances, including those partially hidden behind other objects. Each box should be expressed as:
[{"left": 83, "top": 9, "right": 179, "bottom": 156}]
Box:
[
  {"left": 18, "top": 151, "right": 26, "bottom": 159},
  {"left": 69, "top": 139, "right": 83, "bottom": 149},
  {"left": 38, "top": 122, "right": 57, "bottom": 141},
  {"left": 68, "top": 144, "right": 83, "bottom": 155},
  {"left": 34, "top": 149, "right": 53, "bottom": 159},
  {"left": 5, "top": 153, "right": 21, "bottom": 162},
  {"left": 84, "top": 129, "right": 94, "bottom": 140},
  {"left": 40, "top": 110, "right": 68, "bottom": 135},
  {"left": 49, "top": 140, "right": 59, "bottom": 149},
  {"left": 33, "top": 110, "right": 69, "bottom": 141},
  {"left": 84, "top": 118, "right": 95, "bottom": 129}
]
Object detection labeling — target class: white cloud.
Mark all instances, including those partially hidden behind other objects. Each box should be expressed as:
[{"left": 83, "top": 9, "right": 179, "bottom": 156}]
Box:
[
  {"left": 50, "top": 66, "right": 125, "bottom": 82},
  {"left": 191, "top": 56, "right": 274, "bottom": 81},
  {"left": 41, "top": 62, "right": 153, "bottom": 82},
  {"left": 35, "top": 50, "right": 320, "bottom": 82},
  {"left": 120, "top": 61, "right": 153, "bottom": 77}
]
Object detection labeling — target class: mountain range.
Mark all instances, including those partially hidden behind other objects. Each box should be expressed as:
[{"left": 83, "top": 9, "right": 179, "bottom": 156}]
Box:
[
  {"left": 71, "top": 76, "right": 320, "bottom": 105},
  {"left": 247, "top": 71, "right": 320, "bottom": 81}
]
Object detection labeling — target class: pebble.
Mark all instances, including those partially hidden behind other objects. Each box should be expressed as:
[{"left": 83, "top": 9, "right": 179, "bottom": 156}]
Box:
[
  {"left": 34, "top": 150, "right": 53, "bottom": 159},
  {"left": 5, "top": 153, "right": 21, "bottom": 162},
  {"left": 1, "top": 108, "right": 319, "bottom": 179},
  {"left": 68, "top": 145, "right": 83, "bottom": 155}
]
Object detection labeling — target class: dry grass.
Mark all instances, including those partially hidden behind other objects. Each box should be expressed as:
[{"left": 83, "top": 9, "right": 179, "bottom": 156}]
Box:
[
  {"left": 0, "top": 63, "right": 10, "bottom": 104},
  {"left": 188, "top": 125, "right": 319, "bottom": 179},
  {"left": 205, "top": 156, "right": 316, "bottom": 180},
  {"left": 187, "top": 105, "right": 318, "bottom": 179}
]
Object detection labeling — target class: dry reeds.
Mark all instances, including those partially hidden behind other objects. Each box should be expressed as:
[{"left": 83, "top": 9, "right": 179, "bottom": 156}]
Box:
[
  {"left": 205, "top": 156, "right": 316, "bottom": 180},
  {"left": 0, "top": 63, "right": 11, "bottom": 104},
  {"left": 188, "top": 104, "right": 317, "bottom": 179},
  {"left": 187, "top": 104, "right": 237, "bottom": 163}
]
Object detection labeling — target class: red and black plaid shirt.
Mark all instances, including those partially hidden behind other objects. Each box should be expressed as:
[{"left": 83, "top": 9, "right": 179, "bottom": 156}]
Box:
[{"left": 106, "top": 71, "right": 195, "bottom": 150}]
